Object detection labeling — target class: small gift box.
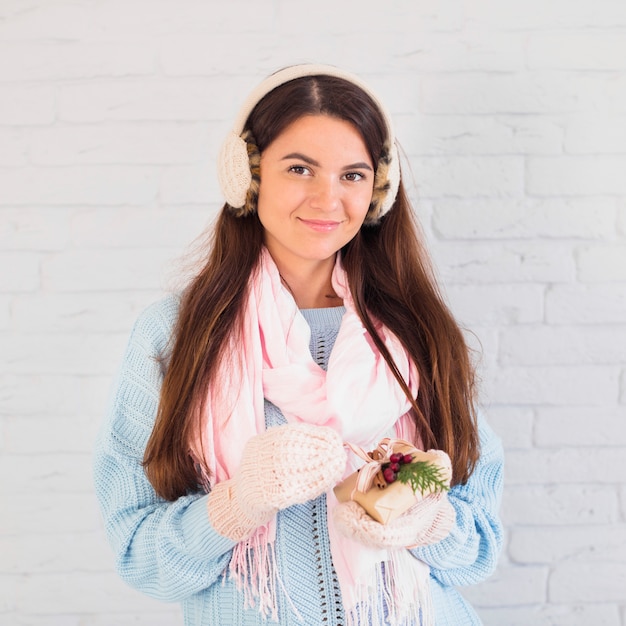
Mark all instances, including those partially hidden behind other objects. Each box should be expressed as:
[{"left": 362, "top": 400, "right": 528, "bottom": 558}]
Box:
[{"left": 333, "top": 438, "right": 451, "bottom": 525}]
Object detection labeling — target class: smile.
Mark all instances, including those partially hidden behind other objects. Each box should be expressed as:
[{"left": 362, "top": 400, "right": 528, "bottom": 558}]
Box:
[{"left": 298, "top": 218, "right": 342, "bottom": 232}]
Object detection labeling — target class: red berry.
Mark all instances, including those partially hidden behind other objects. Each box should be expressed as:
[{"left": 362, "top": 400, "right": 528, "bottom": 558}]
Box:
[
  {"left": 390, "top": 462, "right": 400, "bottom": 472},
  {"left": 390, "top": 453, "right": 403, "bottom": 463},
  {"left": 383, "top": 467, "right": 397, "bottom": 483},
  {"left": 402, "top": 454, "right": 413, "bottom": 464}
]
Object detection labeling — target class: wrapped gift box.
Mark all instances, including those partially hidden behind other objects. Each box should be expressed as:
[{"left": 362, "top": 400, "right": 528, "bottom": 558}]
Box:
[{"left": 333, "top": 442, "right": 450, "bottom": 525}]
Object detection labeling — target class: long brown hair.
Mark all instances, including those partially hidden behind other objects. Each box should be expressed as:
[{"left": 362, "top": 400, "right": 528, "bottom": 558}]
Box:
[{"left": 144, "top": 74, "right": 479, "bottom": 500}]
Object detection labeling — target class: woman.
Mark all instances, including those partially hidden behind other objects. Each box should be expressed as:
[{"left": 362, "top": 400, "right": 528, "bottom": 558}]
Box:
[{"left": 94, "top": 64, "right": 504, "bottom": 625}]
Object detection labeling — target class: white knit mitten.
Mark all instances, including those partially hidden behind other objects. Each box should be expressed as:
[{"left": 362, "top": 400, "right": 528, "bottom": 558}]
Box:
[
  {"left": 334, "top": 493, "right": 455, "bottom": 549},
  {"left": 208, "top": 423, "right": 346, "bottom": 542}
]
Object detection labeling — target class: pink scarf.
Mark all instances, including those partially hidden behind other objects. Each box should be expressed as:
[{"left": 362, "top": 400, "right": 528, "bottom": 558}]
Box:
[{"left": 197, "top": 248, "right": 432, "bottom": 625}]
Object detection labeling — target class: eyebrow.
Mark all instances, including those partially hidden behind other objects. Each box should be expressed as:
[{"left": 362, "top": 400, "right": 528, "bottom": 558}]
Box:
[{"left": 281, "top": 152, "right": 373, "bottom": 171}]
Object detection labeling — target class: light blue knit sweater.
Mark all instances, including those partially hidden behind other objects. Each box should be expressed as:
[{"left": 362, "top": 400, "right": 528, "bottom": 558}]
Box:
[{"left": 94, "top": 294, "right": 504, "bottom": 625}]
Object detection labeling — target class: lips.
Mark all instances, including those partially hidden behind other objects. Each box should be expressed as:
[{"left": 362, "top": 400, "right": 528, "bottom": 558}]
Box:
[{"left": 298, "top": 218, "right": 342, "bottom": 232}]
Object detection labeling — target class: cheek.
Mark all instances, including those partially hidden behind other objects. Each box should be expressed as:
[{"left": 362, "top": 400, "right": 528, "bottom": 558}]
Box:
[
  {"left": 353, "top": 188, "right": 374, "bottom": 219},
  {"left": 259, "top": 184, "right": 309, "bottom": 225},
  {"left": 256, "top": 177, "right": 281, "bottom": 220},
  {"left": 359, "top": 179, "right": 375, "bottom": 205}
]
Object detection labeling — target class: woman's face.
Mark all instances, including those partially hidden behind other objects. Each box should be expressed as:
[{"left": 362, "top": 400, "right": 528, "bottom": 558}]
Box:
[{"left": 257, "top": 114, "right": 374, "bottom": 273}]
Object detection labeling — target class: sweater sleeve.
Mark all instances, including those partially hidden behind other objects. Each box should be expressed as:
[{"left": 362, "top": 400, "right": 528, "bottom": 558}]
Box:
[
  {"left": 93, "top": 296, "right": 236, "bottom": 602},
  {"left": 410, "top": 412, "right": 504, "bottom": 587}
]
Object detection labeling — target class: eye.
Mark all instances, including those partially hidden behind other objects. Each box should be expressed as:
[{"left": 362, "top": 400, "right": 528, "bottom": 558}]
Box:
[
  {"left": 343, "top": 172, "right": 366, "bottom": 182},
  {"left": 288, "top": 165, "right": 312, "bottom": 176}
]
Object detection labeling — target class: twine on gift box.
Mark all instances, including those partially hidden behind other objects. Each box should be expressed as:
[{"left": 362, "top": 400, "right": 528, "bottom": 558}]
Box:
[{"left": 344, "top": 438, "right": 416, "bottom": 496}]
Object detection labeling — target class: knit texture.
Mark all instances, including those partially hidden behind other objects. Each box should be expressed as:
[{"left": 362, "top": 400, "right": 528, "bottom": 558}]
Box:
[
  {"left": 236, "top": 423, "right": 346, "bottom": 511},
  {"left": 207, "top": 423, "right": 346, "bottom": 542},
  {"left": 206, "top": 481, "right": 270, "bottom": 544},
  {"left": 334, "top": 493, "right": 456, "bottom": 551},
  {"left": 217, "top": 131, "right": 251, "bottom": 208},
  {"left": 93, "top": 296, "right": 504, "bottom": 625}
]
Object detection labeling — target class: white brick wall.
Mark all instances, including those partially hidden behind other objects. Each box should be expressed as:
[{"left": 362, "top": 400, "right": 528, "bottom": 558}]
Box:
[{"left": 1, "top": 1, "right": 624, "bottom": 624}]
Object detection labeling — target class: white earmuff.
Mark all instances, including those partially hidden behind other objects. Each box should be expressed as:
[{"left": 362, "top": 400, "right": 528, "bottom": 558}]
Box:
[{"left": 218, "top": 131, "right": 251, "bottom": 209}]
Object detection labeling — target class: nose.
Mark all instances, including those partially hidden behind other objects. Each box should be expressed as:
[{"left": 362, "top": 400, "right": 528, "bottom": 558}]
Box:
[{"left": 310, "top": 176, "right": 341, "bottom": 212}]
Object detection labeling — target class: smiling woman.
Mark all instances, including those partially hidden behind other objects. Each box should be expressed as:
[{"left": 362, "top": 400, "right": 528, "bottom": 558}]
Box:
[
  {"left": 257, "top": 115, "right": 374, "bottom": 308},
  {"left": 93, "top": 64, "right": 504, "bottom": 626}
]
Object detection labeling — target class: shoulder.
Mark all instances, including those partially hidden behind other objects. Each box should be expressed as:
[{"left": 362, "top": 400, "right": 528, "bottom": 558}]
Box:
[
  {"left": 476, "top": 409, "right": 504, "bottom": 462},
  {"left": 135, "top": 292, "right": 181, "bottom": 330},
  {"left": 101, "top": 294, "right": 182, "bottom": 450},
  {"left": 128, "top": 293, "right": 182, "bottom": 358}
]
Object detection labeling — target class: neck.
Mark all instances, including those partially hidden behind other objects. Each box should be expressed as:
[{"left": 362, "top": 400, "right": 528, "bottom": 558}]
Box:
[{"left": 275, "top": 256, "right": 343, "bottom": 309}]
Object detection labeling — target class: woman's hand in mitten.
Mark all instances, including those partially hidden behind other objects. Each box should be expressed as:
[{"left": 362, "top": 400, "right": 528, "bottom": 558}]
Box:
[
  {"left": 208, "top": 423, "right": 346, "bottom": 542},
  {"left": 333, "top": 492, "right": 455, "bottom": 550}
]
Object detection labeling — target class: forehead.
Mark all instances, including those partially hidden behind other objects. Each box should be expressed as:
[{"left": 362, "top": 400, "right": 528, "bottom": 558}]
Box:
[{"left": 265, "top": 114, "right": 371, "bottom": 160}]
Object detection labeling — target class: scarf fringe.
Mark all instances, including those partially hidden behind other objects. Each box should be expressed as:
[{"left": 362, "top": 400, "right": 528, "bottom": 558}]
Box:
[
  {"left": 228, "top": 526, "right": 302, "bottom": 623},
  {"left": 345, "top": 551, "right": 433, "bottom": 626}
]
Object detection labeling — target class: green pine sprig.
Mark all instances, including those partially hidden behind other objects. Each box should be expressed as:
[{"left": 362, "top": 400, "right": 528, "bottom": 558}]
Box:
[{"left": 396, "top": 461, "right": 450, "bottom": 495}]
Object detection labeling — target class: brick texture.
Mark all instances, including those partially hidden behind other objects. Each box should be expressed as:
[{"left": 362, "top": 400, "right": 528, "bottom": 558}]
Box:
[{"left": 1, "top": 1, "right": 625, "bottom": 623}]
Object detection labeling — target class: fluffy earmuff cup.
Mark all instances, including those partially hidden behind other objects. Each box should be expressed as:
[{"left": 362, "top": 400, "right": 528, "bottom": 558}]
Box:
[
  {"left": 217, "top": 131, "right": 252, "bottom": 209},
  {"left": 381, "top": 143, "right": 400, "bottom": 216}
]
